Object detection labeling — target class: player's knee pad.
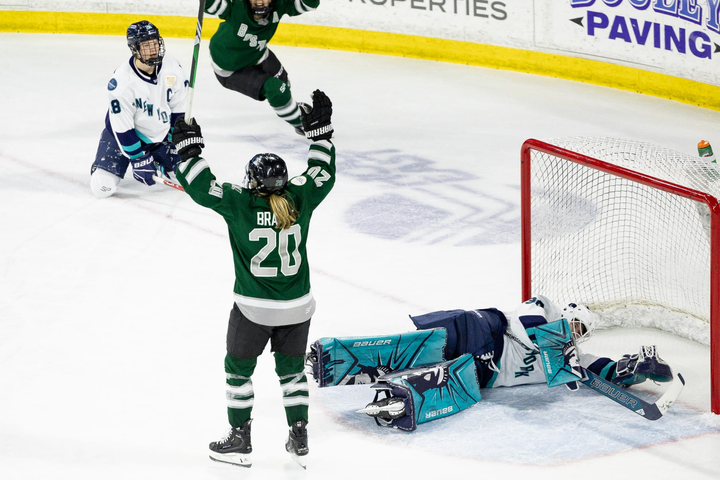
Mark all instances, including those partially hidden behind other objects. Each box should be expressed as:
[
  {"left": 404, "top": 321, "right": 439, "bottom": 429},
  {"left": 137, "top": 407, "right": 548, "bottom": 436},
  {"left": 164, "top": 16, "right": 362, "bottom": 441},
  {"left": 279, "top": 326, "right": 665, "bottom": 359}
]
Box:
[
  {"left": 225, "top": 354, "right": 258, "bottom": 377},
  {"left": 308, "top": 329, "right": 447, "bottom": 387},
  {"left": 274, "top": 352, "right": 304, "bottom": 377},
  {"left": 367, "top": 354, "right": 482, "bottom": 432},
  {"left": 90, "top": 168, "right": 121, "bottom": 198},
  {"left": 261, "top": 76, "right": 292, "bottom": 107}
]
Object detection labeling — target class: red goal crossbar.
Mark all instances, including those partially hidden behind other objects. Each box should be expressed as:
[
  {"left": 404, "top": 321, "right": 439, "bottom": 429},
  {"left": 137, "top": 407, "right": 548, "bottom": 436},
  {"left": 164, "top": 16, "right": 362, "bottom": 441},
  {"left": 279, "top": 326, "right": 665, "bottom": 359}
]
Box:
[{"left": 521, "top": 139, "right": 720, "bottom": 414}]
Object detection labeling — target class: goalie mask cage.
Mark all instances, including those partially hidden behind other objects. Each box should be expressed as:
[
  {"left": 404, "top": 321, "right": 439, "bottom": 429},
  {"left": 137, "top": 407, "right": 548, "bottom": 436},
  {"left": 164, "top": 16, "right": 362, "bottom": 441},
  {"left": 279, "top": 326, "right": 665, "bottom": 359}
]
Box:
[{"left": 520, "top": 138, "right": 720, "bottom": 414}]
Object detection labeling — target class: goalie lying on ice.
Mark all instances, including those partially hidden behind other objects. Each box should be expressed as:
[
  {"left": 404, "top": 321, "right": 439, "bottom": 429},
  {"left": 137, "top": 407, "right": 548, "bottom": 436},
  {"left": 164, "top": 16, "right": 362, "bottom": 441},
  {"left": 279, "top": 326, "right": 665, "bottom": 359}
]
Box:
[{"left": 308, "top": 296, "right": 675, "bottom": 430}]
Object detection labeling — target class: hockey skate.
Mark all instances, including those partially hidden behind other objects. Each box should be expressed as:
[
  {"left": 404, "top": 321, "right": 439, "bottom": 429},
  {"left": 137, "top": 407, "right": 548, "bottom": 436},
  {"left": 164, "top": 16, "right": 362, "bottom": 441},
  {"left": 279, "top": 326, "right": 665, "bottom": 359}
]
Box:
[
  {"left": 208, "top": 419, "right": 252, "bottom": 468},
  {"left": 285, "top": 420, "right": 309, "bottom": 469},
  {"left": 613, "top": 345, "right": 673, "bottom": 387},
  {"left": 356, "top": 396, "right": 406, "bottom": 423}
]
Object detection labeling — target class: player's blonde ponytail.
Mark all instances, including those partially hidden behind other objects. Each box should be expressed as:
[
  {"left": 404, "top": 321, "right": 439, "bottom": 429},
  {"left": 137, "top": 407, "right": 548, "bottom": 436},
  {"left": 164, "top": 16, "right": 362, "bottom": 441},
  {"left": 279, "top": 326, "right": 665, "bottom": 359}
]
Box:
[{"left": 267, "top": 193, "right": 297, "bottom": 230}]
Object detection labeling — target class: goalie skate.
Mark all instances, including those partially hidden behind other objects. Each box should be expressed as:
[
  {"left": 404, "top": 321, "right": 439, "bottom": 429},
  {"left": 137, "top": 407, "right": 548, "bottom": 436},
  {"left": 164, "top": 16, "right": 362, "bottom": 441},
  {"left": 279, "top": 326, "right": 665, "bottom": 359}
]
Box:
[{"left": 357, "top": 397, "right": 406, "bottom": 422}]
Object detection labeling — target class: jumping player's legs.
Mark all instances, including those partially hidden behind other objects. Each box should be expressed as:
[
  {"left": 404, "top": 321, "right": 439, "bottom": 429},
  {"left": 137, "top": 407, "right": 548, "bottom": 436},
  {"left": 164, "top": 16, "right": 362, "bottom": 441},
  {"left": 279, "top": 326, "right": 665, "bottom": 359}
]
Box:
[
  {"left": 90, "top": 128, "right": 129, "bottom": 198},
  {"left": 213, "top": 50, "right": 303, "bottom": 133},
  {"left": 261, "top": 76, "right": 303, "bottom": 132}
]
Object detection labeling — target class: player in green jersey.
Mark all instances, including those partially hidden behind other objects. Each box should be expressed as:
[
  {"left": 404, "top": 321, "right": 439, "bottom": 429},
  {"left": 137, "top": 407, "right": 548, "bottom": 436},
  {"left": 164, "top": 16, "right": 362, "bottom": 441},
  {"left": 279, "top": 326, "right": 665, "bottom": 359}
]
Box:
[
  {"left": 205, "top": 0, "right": 321, "bottom": 135},
  {"left": 170, "top": 90, "right": 334, "bottom": 469}
]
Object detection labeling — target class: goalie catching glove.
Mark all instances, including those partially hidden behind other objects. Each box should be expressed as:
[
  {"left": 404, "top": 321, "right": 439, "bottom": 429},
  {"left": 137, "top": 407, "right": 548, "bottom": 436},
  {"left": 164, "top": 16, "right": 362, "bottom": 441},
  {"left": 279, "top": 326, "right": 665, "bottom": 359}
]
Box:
[
  {"left": 300, "top": 90, "right": 333, "bottom": 141},
  {"left": 172, "top": 118, "right": 204, "bottom": 162}
]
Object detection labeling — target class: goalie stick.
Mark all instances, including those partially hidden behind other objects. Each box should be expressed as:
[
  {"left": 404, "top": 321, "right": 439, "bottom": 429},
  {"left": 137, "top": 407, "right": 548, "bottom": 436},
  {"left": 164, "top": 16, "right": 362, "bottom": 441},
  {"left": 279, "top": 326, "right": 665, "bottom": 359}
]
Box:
[{"left": 581, "top": 368, "right": 685, "bottom": 421}]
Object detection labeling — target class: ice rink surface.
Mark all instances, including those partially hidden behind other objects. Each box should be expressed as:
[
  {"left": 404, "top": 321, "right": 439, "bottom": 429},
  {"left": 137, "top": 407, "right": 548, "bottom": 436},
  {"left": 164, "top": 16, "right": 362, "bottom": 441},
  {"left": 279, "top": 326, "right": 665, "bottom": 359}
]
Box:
[{"left": 2, "top": 33, "right": 720, "bottom": 479}]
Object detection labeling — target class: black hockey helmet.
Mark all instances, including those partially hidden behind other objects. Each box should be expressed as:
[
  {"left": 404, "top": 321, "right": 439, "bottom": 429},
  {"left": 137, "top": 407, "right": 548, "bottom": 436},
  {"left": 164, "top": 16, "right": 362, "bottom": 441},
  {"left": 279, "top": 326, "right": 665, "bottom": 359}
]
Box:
[
  {"left": 127, "top": 20, "right": 165, "bottom": 67},
  {"left": 244, "top": 153, "right": 288, "bottom": 195}
]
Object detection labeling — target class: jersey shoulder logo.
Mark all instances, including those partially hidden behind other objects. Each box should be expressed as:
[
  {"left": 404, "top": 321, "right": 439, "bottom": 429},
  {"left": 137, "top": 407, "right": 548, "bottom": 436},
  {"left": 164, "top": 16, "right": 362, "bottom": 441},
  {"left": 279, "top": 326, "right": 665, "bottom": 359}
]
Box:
[
  {"left": 165, "top": 75, "right": 176, "bottom": 87},
  {"left": 290, "top": 176, "right": 307, "bottom": 186},
  {"left": 108, "top": 78, "right": 118, "bottom": 91}
]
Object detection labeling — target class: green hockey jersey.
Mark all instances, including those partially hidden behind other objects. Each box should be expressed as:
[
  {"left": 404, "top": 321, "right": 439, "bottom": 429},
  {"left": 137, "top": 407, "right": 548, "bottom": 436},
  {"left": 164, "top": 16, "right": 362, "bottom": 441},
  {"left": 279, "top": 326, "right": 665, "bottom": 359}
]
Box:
[
  {"left": 175, "top": 139, "right": 336, "bottom": 326},
  {"left": 206, "top": 0, "right": 321, "bottom": 71}
]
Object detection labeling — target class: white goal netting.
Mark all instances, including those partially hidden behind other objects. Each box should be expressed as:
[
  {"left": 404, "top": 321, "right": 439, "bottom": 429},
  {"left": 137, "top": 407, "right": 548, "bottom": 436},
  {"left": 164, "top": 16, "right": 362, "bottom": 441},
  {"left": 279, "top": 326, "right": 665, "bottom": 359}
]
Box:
[{"left": 527, "top": 137, "right": 720, "bottom": 346}]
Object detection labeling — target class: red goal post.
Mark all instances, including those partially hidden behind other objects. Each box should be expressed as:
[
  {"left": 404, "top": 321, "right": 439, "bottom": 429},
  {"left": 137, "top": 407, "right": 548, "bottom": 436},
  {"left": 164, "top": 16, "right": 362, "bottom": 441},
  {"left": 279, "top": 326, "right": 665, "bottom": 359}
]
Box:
[{"left": 520, "top": 138, "right": 720, "bottom": 414}]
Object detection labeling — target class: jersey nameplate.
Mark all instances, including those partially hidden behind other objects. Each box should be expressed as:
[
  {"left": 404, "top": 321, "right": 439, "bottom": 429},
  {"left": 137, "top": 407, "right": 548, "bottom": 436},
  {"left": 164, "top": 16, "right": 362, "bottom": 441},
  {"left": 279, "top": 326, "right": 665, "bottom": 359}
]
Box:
[{"left": 257, "top": 211, "right": 277, "bottom": 227}]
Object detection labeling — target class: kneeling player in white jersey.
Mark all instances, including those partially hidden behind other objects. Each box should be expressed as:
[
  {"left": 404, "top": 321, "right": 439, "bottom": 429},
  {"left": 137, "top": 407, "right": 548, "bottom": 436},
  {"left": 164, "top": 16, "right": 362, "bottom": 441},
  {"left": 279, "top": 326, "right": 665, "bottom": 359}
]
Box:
[{"left": 90, "top": 21, "right": 188, "bottom": 198}]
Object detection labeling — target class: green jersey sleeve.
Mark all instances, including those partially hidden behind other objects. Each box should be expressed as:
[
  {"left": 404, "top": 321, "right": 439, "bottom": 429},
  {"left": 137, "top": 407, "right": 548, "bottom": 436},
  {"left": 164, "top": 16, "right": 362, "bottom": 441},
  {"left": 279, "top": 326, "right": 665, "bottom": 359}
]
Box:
[
  {"left": 205, "top": 0, "right": 233, "bottom": 19},
  {"left": 283, "top": 0, "right": 320, "bottom": 16},
  {"left": 287, "top": 139, "right": 336, "bottom": 212},
  {"left": 175, "top": 156, "right": 237, "bottom": 220}
]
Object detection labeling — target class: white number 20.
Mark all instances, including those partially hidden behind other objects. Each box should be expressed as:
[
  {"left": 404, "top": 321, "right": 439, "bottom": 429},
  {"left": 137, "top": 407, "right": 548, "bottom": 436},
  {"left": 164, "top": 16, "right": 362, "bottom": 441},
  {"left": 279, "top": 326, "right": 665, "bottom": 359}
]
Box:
[{"left": 249, "top": 224, "right": 302, "bottom": 277}]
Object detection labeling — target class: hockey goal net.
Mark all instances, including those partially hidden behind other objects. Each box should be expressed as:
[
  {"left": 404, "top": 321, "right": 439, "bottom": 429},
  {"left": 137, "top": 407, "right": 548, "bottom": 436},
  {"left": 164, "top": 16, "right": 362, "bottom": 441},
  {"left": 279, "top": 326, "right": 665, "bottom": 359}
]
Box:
[{"left": 520, "top": 138, "right": 720, "bottom": 414}]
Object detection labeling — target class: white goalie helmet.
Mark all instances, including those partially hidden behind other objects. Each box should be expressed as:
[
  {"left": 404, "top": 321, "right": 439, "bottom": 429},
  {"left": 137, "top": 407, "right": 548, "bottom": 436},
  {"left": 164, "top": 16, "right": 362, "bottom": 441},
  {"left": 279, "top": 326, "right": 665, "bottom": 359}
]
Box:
[{"left": 560, "top": 303, "right": 598, "bottom": 343}]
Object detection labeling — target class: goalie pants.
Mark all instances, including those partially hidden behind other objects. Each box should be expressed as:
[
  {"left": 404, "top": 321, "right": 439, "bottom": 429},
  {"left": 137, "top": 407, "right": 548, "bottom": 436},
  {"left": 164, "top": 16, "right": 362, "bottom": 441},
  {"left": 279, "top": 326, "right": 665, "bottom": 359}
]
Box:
[
  {"left": 410, "top": 308, "right": 507, "bottom": 388},
  {"left": 224, "top": 304, "right": 310, "bottom": 428}
]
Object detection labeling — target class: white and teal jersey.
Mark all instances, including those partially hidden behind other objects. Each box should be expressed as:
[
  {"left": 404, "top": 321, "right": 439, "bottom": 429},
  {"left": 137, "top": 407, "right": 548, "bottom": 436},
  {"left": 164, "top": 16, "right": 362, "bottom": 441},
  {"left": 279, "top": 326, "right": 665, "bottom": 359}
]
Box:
[
  {"left": 491, "top": 296, "right": 601, "bottom": 388},
  {"left": 491, "top": 296, "right": 564, "bottom": 387},
  {"left": 106, "top": 54, "right": 188, "bottom": 158}
]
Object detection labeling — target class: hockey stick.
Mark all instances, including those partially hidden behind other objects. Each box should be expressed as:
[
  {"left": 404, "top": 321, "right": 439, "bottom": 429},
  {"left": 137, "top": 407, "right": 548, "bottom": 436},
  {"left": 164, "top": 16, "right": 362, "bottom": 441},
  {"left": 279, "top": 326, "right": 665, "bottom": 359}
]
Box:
[
  {"left": 184, "top": 0, "right": 206, "bottom": 123},
  {"left": 153, "top": 175, "right": 185, "bottom": 191},
  {"left": 152, "top": 164, "right": 185, "bottom": 191},
  {"left": 581, "top": 368, "right": 685, "bottom": 420},
  {"left": 154, "top": 2, "right": 204, "bottom": 192}
]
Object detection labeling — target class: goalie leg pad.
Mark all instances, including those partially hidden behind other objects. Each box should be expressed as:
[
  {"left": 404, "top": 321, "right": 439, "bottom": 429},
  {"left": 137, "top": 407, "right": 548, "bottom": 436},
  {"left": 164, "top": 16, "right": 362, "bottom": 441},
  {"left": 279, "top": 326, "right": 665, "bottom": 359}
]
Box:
[
  {"left": 369, "top": 354, "right": 482, "bottom": 432},
  {"left": 307, "top": 329, "right": 447, "bottom": 388}
]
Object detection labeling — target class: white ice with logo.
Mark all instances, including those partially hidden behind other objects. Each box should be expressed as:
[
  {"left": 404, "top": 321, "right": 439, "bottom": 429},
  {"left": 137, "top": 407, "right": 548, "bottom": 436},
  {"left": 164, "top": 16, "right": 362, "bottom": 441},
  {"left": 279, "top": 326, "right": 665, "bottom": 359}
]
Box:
[{"left": 1, "top": 33, "right": 720, "bottom": 480}]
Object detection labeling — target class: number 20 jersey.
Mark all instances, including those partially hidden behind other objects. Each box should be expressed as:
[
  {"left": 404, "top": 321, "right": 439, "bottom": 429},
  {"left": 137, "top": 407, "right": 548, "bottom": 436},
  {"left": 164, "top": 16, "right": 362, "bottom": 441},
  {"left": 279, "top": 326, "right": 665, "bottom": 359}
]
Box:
[{"left": 175, "top": 140, "right": 336, "bottom": 326}]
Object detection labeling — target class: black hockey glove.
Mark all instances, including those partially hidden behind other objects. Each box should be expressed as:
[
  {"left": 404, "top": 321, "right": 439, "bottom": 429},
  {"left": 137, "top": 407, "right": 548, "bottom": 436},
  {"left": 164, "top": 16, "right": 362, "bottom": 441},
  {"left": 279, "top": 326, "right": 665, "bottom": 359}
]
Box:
[
  {"left": 172, "top": 118, "right": 204, "bottom": 161},
  {"left": 301, "top": 89, "right": 333, "bottom": 141}
]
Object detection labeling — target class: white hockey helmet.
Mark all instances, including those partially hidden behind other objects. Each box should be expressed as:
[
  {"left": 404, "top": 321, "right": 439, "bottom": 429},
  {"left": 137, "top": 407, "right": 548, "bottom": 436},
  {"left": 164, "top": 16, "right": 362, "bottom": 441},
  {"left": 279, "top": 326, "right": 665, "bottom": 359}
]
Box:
[{"left": 561, "top": 303, "right": 598, "bottom": 343}]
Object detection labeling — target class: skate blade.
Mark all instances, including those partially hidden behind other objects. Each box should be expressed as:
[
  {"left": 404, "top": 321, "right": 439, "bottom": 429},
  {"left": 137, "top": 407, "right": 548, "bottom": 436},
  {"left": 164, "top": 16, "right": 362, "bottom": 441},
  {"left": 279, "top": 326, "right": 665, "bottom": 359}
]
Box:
[
  {"left": 356, "top": 402, "right": 405, "bottom": 418},
  {"left": 209, "top": 452, "right": 252, "bottom": 468},
  {"left": 356, "top": 405, "right": 383, "bottom": 416},
  {"left": 290, "top": 452, "right": 307, "bottom": 469}
]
